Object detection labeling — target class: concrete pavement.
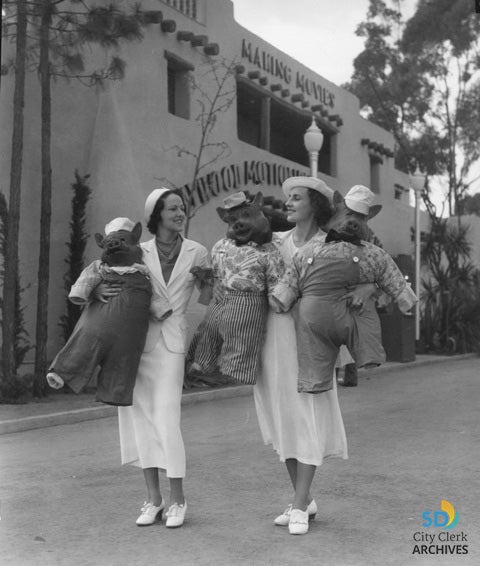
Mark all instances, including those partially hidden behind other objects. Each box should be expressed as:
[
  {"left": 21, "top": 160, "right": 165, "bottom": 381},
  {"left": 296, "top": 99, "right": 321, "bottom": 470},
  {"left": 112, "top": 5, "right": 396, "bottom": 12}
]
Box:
[
  {"left": 0, "top": 354, "right": 474, "bottom": 435},
  {"left": 0, "top": 355, "right": 479, "bottom": 566}
]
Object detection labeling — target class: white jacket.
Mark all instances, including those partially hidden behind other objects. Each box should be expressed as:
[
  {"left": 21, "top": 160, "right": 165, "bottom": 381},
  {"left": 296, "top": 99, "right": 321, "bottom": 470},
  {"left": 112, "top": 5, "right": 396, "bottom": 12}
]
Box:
[{"left": 141, "top": 237, "right": 209, "bottom": 354}]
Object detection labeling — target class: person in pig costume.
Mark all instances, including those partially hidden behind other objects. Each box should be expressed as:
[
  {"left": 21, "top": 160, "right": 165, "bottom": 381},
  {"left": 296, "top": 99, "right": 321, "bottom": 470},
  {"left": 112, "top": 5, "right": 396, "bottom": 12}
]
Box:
[
  {"left": 334, "top": 185, "right": 386, "bottom": 387},
  {"left": 272, "top": 184, "right": 417, "bottom": 394},
  {"left": 46, "top": 217, "right": 172, "bottom": 406},
  {"left": 189, "top": 191, "right": 285, "bottom": 385}
]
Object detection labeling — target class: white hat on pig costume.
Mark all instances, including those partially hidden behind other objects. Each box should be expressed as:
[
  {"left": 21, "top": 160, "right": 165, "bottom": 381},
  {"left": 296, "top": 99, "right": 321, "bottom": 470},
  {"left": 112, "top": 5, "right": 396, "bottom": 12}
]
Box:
[
  {"left": 144, "top": 187, "right": 172, "bottom": 223},
  {"left": 221, "top": 191, "right": 250, "bottom": 210},
  {"left": 104, "top": 217, "right": 136, "bottom": 235},
  {"left": 282, "top": 176, "right": 334, "bottom": 205},
  {"left": 345, "top": 185, "right": 382, "bottom": 218}
]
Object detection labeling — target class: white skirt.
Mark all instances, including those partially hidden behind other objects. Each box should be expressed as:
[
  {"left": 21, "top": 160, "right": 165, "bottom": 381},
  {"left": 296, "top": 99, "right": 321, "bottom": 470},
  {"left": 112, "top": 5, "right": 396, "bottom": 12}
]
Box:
[
  {"left": 254, "top": 310, "right": 348, "bottom": 466},
  {"left": 118, "top": 333, "right": 186, "bottom": 477}
]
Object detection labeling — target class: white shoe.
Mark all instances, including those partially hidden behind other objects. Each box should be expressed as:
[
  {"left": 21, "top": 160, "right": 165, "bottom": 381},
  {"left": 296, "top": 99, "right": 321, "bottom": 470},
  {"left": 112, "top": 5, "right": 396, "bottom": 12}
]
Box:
[
  {"left": 136, "top": 500, "right": 165, "bottom": 526},
  {"left": 288, "top": 508, "right": 309, "bottom": 535},
  {"left": 165, "top": 500, "right": 187, "bottom": 528},
  {"left": 274, "top": 499, "right": 317, "bottom": 526},
  {"left": 46, "top": 372, "right": 64, "bottom": 389}
]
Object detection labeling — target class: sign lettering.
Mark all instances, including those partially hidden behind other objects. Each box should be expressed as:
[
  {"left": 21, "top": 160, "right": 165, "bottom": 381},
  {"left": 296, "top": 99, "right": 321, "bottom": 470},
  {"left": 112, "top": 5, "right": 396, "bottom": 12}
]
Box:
[
  {"left": 181, "top": 160, "right": 306, "bottom": 208},
  {"left": 241, "top": 39, "right": 335, "bottom": 108}
]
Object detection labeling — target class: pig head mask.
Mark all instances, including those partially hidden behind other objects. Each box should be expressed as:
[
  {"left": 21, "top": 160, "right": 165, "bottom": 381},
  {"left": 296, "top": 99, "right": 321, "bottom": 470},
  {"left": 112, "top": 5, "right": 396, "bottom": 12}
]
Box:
[{"left": 217, "top": 192, "right": 272, "bottom": 246}]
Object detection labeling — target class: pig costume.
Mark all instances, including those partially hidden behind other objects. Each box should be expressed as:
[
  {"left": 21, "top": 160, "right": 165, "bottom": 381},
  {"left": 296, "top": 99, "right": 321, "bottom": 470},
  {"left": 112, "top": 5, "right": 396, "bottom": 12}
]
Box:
[
  {"left": 273, "top": 184, "right": 417, "bottom": 393},
  {"left": 118, "top": 188, "right": 210, "bottom": 479},
  {"left": 47, "top": 218, "right": 153, "bottom": 406},
  {"left": 190, "top": 192, "right": 285, "bottom": 384}
]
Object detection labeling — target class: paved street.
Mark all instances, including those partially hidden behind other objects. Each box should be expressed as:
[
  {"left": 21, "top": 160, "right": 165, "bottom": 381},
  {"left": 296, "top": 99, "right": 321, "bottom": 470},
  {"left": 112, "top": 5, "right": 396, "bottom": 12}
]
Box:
[{"left": 1, "top": 357, "right": 479, "bottom": 566}]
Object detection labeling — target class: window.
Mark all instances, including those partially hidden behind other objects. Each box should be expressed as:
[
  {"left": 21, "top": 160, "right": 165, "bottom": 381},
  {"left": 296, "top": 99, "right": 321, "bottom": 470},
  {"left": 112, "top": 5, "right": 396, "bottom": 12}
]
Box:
[
  {"left": 236, "top": 79, "right": 334, "bottom": 175},
  {"left": 269, "top": 99, "right": 310, "bottom": 168},
  {"left": 394, "top": 184, "right": 405, "bottom": 200},
  {"left": 369, "top": 155, "right": 381, "bottom": 194},
  {"left": 165, "top": 51, "right": 193, "bottom": 119},
  {"left": 162, "top": 0, "right": 199, "bottom": 21},
  {"left": 237, "top": 81, "right": 263, "bottom": 148}
]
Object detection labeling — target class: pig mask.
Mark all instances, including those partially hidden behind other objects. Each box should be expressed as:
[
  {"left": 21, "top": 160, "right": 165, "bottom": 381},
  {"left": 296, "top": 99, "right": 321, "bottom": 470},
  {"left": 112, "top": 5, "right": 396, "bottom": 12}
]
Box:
[
  {"left": 217, "top": 192, "right": 272, "bottom": 246},
  {"left": 325, "top": 191, "right": 382, "bottom": 242},
  {"left": 94, "top": 222, "right": 143, "bottom": 267}
]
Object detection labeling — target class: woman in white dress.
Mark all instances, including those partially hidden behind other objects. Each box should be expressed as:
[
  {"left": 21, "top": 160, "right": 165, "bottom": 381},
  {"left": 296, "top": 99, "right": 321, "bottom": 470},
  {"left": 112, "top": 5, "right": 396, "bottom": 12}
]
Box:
[
  {"left": 254, "top": 176, "right": 375, "bottom": 535},
  {"left": 101, "top": 188, "right": 209, "bottom": 528}
]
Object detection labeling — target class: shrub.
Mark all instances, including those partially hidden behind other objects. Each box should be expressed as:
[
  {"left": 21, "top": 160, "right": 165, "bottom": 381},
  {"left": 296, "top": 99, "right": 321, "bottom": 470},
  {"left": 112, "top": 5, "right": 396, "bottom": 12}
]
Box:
[{"left": 59, "top": 171, "right": 91, "bottom": 342}]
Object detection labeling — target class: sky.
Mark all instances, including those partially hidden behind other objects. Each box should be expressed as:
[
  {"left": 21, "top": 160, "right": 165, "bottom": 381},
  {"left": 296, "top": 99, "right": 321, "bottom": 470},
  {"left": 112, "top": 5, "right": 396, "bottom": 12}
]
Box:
[
  {"left": 231, "top": 0, "right": 417, "bottom": 86},
  {"left": 230, "top": 0, "right": 479, "bottom": 202}
]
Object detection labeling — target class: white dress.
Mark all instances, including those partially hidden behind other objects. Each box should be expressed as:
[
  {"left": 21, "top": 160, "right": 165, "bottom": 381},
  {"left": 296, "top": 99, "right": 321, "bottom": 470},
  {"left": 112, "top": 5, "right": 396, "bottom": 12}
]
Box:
[
  {"left": 253, "top": 230, "right": 348, "bottom": 466},
  {"left": 118, "top": 237, "right": 209, "bottom": 478}
]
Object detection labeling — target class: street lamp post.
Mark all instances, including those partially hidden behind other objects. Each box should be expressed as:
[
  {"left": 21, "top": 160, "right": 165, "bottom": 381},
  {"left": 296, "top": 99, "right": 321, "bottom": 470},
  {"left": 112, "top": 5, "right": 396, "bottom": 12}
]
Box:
[
  {"left": 303, "top": 116, "right": 324, "bottom": 177},
  {"left": 410, "top": 168, "right": 425, "bottom": 342}
]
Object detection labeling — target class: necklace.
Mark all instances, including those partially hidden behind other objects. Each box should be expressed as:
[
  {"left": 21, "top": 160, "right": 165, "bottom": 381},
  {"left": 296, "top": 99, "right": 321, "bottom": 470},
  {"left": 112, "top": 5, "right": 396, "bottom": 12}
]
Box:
[
  {"left": 156, "top": 235, "right": 180, "bottom": 260},
  {"left": 156, "top": 235, "right": 178, "bottom": 247}
]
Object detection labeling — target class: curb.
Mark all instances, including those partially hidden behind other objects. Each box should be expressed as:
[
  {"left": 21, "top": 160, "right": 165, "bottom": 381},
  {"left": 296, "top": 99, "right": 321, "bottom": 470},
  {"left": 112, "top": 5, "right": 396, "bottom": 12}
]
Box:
[
  {"left": 0, "top": 385, "right": 253, "bottom": 435},
  {"left": 359, "top": 352, "right": 476, "bottom": 377},
  {"left": 0, "top": 354, "right": 476, "bottom": 435}
]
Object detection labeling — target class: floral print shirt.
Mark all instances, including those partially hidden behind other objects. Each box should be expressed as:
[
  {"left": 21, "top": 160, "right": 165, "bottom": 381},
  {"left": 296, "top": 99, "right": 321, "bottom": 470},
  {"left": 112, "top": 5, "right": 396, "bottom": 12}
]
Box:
[
  {"left": 273, "top": 236, "right": 417, "bottom": 312},
  {"left": 69, "top": 260, "right": 150, "bottom": 305},
  {"left": 212, "top": 238, "right": 285, "bottom": 295}
]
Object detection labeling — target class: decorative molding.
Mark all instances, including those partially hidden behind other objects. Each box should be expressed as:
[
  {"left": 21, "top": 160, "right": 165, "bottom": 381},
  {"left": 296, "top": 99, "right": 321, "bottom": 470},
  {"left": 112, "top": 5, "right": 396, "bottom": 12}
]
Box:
[
  {"left": 191, "top": 34, "right": 208, "bottom": 47},
  {"left": 161, "top": 20, "right": 177, "bottom": 33},
  {"left": 204, "top": 43, "right": 219, "bottom": 56},
  {"left": 291, "top": 93, "right": 304, "bottom": 103},
  {"left": 177, "top": 30, "right": 194, "bottom": 41}
]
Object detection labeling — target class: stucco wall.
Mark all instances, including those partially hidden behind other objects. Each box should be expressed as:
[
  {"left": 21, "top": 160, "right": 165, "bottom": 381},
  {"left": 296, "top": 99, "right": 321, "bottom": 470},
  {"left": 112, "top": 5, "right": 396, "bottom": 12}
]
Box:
[{"left": 1, "top": 0, "right": 425, "bottom": 366}]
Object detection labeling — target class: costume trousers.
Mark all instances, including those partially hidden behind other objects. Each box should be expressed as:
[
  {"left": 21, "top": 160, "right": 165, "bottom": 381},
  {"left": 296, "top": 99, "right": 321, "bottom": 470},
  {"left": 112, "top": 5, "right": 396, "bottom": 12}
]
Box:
[
  {"left": 49, "top": 272, "right": 151, "bottom": 406},
  {"left": 193, "top": 290, "right": 268, "bottom": 384},
  {"left": 296, "top": 255, "right": 385, "bottom": 393}
]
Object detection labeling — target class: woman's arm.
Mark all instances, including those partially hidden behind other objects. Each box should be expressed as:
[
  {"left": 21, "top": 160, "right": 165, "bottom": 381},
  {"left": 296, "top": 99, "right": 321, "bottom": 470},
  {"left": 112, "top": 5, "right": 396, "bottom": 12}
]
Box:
[
  {"left": 269, "top": 262, "right": 301, "bottom": 312},
  {"left": 92, "top": 281, "right": 122, "bottom": 303}
]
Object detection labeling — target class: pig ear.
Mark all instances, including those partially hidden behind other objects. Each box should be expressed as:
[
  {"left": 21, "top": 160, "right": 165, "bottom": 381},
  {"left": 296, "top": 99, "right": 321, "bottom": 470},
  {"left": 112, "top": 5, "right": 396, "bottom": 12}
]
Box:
[
  {"left": 253, "top": 192, "right": 264, "bottom": 207},
  {"left": 131, "top": 222, "right": 142, "bottom": 243},
  {"left": 333, "top": 190, "right": 344, "bottom": 209},
  {"left": 368, "top": 204, "right": 382, "bottom": 219},
  {"left": 216, "top": 207, "right": 230, "bottom": 223},
  {"left": 94, "top": 233, "right": 104, "bottom": 248}
]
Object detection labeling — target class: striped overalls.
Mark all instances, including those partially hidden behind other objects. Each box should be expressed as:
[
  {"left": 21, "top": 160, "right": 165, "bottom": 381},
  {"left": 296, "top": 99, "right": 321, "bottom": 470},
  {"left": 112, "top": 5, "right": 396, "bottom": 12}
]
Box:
[{"left": 189, "top": 238, "right": 285, "bottom": 384}]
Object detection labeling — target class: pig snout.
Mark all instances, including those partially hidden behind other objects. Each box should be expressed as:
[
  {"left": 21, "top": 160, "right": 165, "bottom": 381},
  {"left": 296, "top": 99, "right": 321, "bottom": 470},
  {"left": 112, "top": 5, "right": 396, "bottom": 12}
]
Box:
[
  {"left": 344, "top": 218, "right": 360, "bottom": 233},
  {"left": 105, "top": 238, "right": 123, "bottom": 251},
  {"left": 232, "top": 219, "right": 247, "bottom": 231}
]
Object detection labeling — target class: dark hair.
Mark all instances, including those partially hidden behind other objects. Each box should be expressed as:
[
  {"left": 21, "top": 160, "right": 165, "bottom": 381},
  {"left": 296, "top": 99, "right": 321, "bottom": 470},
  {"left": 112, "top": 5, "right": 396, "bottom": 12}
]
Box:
[
  {"left": 307, "top": 188, "right": 333, "bottom": 227},
  {"left": 147, "top": 190, "right": 186, "bottom": 234}
]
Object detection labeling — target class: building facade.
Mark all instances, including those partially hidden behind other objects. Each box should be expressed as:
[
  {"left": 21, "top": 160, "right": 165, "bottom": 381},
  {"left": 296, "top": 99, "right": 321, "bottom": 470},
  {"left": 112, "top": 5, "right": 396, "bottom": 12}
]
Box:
[{"left": 0, "top": 0, "right": 429, "bottom": 363}]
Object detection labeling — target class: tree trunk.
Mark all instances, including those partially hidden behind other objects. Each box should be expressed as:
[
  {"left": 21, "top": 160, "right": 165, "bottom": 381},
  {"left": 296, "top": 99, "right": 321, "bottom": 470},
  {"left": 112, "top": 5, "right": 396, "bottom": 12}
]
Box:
[
  {"left": 33, "top": 0, "right": 53, "bottom": 397},
  {"left": 1, "top": 0, "right": 28, "bottom": 382}
]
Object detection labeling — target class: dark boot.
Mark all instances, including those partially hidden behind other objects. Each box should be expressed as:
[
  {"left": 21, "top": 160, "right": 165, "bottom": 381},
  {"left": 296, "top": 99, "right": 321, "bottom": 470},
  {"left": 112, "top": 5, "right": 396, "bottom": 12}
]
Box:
[{"left": 340, "top": 363, "right": 358, "bottom": 387}]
